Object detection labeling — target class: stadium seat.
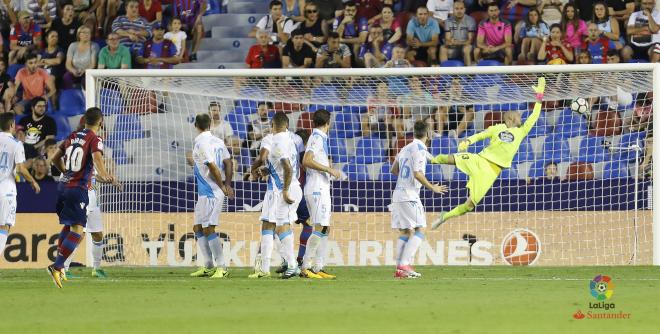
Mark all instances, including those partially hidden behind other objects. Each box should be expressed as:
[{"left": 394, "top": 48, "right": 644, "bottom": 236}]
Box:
[
  {"left": 112, "top": 114, "right": 144, "bottom": 141},
  {"left": 227, "top": 1, "right": 268, "bottom": 14},
  {"left": 425, "top": 164, "right": 444, "bottom": 182},
  {"left": 555, "top": 108, "right": 588, "bottom": 138},
  {"left": 331, "top": 112, "right": 361, "bottom": 138},
  {"left": 225, "top": 113, "right": 249, "bottom": 140},
  {"left": 577, "top": 136, "right": 610, "bottom": 163},
  {"left": 429, "top": 136, "right": 457, "bottom": 156},
  {"left": 528, "top": 160, "right": 550, "bottom": 179},
  {"left": 329, "top": 137, "right": 349, "bottom": 163},
  {"left": 603, "top": 162, "right": 629, "bottom": 179},
  {"left": 296, "top": 112, "right": 314, "bottom": 133},
  {"left": 235, "top": 99, "right": 257, "bottom": 109},
  {"left": 312, "top": 85, "right": 340, "bottom": 103},
  {"left": 346, "top": 86, "right": 372, "bottom": 104},
  {"left": 342, "top": 163, "right": 369, "bottom": 181},
  {"left": 205, "top": 0, "right": 224, "bottom": 14},
  {"left": 99, "top": 88, "right": 124, "bottom": 115},
  {"left": 58, "top": 89, "right": 86, "bottom": 116},
  {"left": 388, "top": 76, "right": 410, "bottom": 95},
  {"left": 50, "top": 113, "right": 71, "bottom": 141},
  {"left": 542, "top": 134, "right": 571, "bottom": 162},
  {"left": 513, "top": 137, "right": 535, "bottom": 163},
  {"left": 499, "top": 165, "right": 519, "bottom": 180},
  {"left": 273, "top": 102, "right": 303, "bottom": 113},
  {"left": 379, "top": 162, "right": 396, "bottom": 181},
  {"left": 616, "top": 131, "right": 647, "bottom": 162},
  {"left": 355, "top": 135, "right": 386, "bottom": 164},
  {"left": 477, "top": 60, "right": 501, "bottom": 66},
  {"left": 308, "top": 104, "right": 341, "bottom": 112},
  {"left": 441, "top": 60, "right": 464, "bottom": 67},
  {"left": 342, "top": 105, "right": 367, "bottom": 113},
  {"left": 7, "top": 63, "right": 24, "bottom": 80},
  {"left": 566, "top": 162, "right": 594, "bottom": 181},
  {"left": 238, "top": 147, "right": 252, "bottom": 173},
  {"left": 589, "top": 111, "right": 622, "bottom": 137}
]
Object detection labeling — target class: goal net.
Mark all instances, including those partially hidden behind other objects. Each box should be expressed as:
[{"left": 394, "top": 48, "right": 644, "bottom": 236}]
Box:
[{"left": 86, "top": 65, "right": 657, "bottom": 267}]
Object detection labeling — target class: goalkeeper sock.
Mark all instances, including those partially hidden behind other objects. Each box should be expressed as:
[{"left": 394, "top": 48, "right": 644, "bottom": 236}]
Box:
[
  {"left": 400, "top": 231, "right": 424, "bottom": 266},
  {"left": 195, "top": 231, "right": 213, "bottom": 269},
  {"left": 260, "top": 230, "right": 274, "bottom": 273},
  {"left": 313, "top": 232, "right": 328, "bottom": 272},
  {"left": 395, "top": 235, "right": 409, "bottom": 266},
  {"left": 431, "top": 154, "right": 449, "bottom": 164},
  {"left": 208, "top": 233, "right": 225, "bottom": 268},
  {"left": 443, "top": 203, "right": 474, "bottom": 222},
  {"left": 297, "top": 224, "right": 313, "bottom": 264},
  {"left": 278, "top": 230, "right": 296, "bottom": 269},
  {"left": 302, "top": 231, "right": 322, "bottom": 269},
  {"left": 0, "top": 229, "right": 8, "bottom": 257},
  {"left": 91, "top": 239, "right": 103, "bottom": 270}
]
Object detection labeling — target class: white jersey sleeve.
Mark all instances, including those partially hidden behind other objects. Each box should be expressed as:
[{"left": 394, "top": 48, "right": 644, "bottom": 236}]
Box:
[{"left": 0, "top": 133, "right": 23, "bottom": 195}]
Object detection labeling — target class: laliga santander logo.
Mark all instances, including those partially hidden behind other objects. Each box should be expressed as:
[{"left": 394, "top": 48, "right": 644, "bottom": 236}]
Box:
[
  {"left": 501, "top": 229, "right": 541, "bottom": 265},
  {"left": 590, "top": 275, "right": 615, "bottom": 301}
]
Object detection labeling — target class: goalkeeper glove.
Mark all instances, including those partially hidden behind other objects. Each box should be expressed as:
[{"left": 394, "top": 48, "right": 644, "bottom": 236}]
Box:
[
  {"left": 533, "top": 77, "right": 546, "bottom": 100},
  {"left": 458, "top": 140, "right": 470, "bottom": 152}
]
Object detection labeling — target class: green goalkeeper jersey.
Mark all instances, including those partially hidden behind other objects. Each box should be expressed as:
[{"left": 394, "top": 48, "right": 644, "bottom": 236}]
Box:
[{"left": 467, "top": 102, "right": 542, "bottom": 168}]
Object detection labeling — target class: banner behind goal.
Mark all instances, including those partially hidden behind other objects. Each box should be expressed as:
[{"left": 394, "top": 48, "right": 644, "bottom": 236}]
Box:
[{"left": 87, "top": 65, "right": 658, "bottom": 267}]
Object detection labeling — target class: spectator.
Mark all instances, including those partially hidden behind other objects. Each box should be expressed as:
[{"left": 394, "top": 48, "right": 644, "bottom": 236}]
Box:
[
  {"left": 314, "top": 0, "right": 343, "bottom": 22},
  {"left": 98, "top": 32, "right": 132, "bottom": 69},
  {"left": 537, "top": 162, "right": 560, "bottom": 182},
  {"left": 374, "top": 5, "right": 402, "bottom": 46},
  {"left": 515, "top": 9, "right": 548, "bottom": 64},
  {"left": 63, "top": 25, "right": 98, "bottom": 89},
  {"left": 315, "top": 31, "right": 351, "bottom": 68},
  {"left": 580, "top": 23, "right": 616, "bottom": 64},
  {"left": 48, "top": 2, "right": 80, "bottom": 53},
  {"left": 137, "top": 21, "right": 179, "bottom": 69},
  {"left": 560, "top": 3, "right": 587, "bottom": 49},
  {"left": 384, "top": 45, "right": 412, "bottom": 67},
  {"left": 435, "top": 77, "right": 474, "bottom": 137},
  {"left": 592, "top": 1, "right": 624, "bottom": 50},
  {"left": 395, "top": 76, "right": 434, "bottom": 139},
  {"left": 247, "top": 101, "right": 272, "bottom": 157},
  {"left": 139, "top": 0, "right": 162, "bottom": 23},
  {"left": 0, "top": 59, "right": 12, "bottom": 113},
  {"left": 363, "top": 81, "right": 395, "bottom": 138},
  {"left": 406, "top": 5, "right": 440, "bottom": 65},
  {"left": 112, "top": 0, "right": 152, "bottom": 54},
  {"left": 299, "top": 2, "right": 327, "bottom": 50},
  {"left": 31, "top": 157, "right": 55, "bottom": 182},
  {"left": 607, "top": 0, "right": 635, "bottom": 29},
  {"left": 360, "top": 25, "right": 393, "bottom": 67},
  {"left": 574, "top": 0, "right": 594, "bottom": 22},
  {"left": 626, "top": 0, "right": 660, "bottom": 61},
  {"left": 606, "top": 48, "right": 620, "bottom": 63},
  {"left": 538, "top": 23, "right": 573, "bottom": 64},
  {"left": 245, "top": 29, "right": 282, "bottom": 69},
  {"left": 499, "top": 0, "right": 536, "bottom": 24},
  {"left": 164, "top": 17, "right": 187, "bottom": 59},
  {"left": 250, "top": 0, "right": 298, "bottom": 45},
  {"left": 9, "top": 53, "right": 55, "bottom": 114},
  {"left": 576, "top": 49, "right": 592, "bottom": 64},
  {"left": 39, "top": 30, "right": 64, "bottom": 83},
  {"left": 26, "top": 0, "right": 57, "bottom": 29},
  {"left": 208, "top": 101, "right": 234, "bottom": 140},
  {"left": 282, "top": 0, "right": 306, "bottom": 22},
  {"left": 537, "top": 0, "right": 566, "bottom": 26},
  {"left": 441, "top": 1, "right": 475, "bottom": 66},
  {"left": 18, "top": 96, "right": 56, "bottom": 162},
  {"left": 282, "top": 28, "right": 315, "bottom": 68},
  {"left": 42, "top": 137, "right": 60, "bottom": 177},
  {"left": 167, "top": 0, "right": 207, "bottom": 61},
  {"left": 474, "top": 3, "right": 513, "bottom": 65},
  {"left": 355, "top": 0, "right": 382, "bottom": 24},
  {"left": 426, "top": 0, "right": 453, "bottom": 28},
  {"left": 333, "top": 1, "right": 368, "bottom": 57},
  {"left": 9, "top": 10, "right": 42, "bottom": 65}
]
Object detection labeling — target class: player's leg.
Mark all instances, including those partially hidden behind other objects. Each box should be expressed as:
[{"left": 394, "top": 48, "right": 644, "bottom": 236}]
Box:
[
  {"left": 396, "top": 201, "right": 425, "bottom": 278},
  {"left": 278, "top": 185, "right": 302, "bottom": 279},
  {"left": 206, "top": 225, "right": 229, "bottom": 279},
  {"left": 439, "top": 197, "right": 475, "bottom": 225},
  {"left": 300, "top": 191, "right": 327, "bottom": 278},
  {"left": 89, "top": 232, "right": 107, "bottom": 278},
  {"left": 86, "top": 191, "right": 106, "bottom": 278},
  {"left": 311, "top": 191, "right": 333, "bottom": 278},
  {"left": 0, "top": 194, "right": 17, "bottom": 257},
  {"left": 0, "top": 226, "right": 9, "bottom": 257},
  {"left": 190, "top": 197, "right": 216, "bottom": 277},
  {"left": 295, "top": 196, "right": 312, "bottom": 267}
]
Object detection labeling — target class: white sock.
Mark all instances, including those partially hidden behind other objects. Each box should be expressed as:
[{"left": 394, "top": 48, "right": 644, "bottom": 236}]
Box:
[
  {"left": 396, "top": 236, "right": 409, "bottom": 266},
  {"left": 313, "top": 233, "right": 328, "bottom": 272},
  {"left": 64, "top": 246, "right": 76, "bottom": 270},
  {"left": 0, "top": 230, "right": 8, "bottom": 256},
  {"left": 197, "top": 234, "right": 213, "bottom": 269},
  {"left": 91, "top": 239, "right": 103, "bottom": 270},
  {"left": 260, "top": 230, "right": 274, "bottom": 273},
  {"left": 302, "top": 231, "right": 322, "bottom": 269},
  {"left": 400, "top": 231, "right": 424, "bottom": 266},
  {"left": 208, "top": 233, "right": 225, "bottom": 268},
  {"left": 278, "top": 229, "right": 296, "bottom": 269},
  {"left": 275, "top": 234, "right": 286, "bottom": 263}
]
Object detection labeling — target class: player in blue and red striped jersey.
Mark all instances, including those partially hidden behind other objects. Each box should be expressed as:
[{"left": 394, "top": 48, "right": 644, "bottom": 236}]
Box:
[{"left": 46, "top": 107, "right": 118, "bottom": 288}]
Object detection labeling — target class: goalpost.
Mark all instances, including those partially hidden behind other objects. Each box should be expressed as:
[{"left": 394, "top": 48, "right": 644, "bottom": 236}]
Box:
[{"left": 85, "top": 64, "right": 659, "bottom": 267}]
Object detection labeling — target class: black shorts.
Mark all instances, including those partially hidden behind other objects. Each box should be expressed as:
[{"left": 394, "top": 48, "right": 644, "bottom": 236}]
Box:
[{"left": 56, "top": 186, "right": 89, "bottom": 227}]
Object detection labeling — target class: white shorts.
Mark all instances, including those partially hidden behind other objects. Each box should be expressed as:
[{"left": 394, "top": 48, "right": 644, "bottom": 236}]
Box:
[
  {"left": 260, "top": 190, "right": 275, "bottom": 223},
  {"left": 273, "top": 184, "right": 302, "bottom": 226},
  {"left": 0, "top": 194, "right": 17, "bottom": 227},
  {"left": 305, "top": 190, "right": 331, "bottom": 227},
  {"left": 391, "top": 201, "right": 426, "bottom": 230},
  {"left": 85, "top": 189, "right": 104, "bottom": 233},
  {"left": 194, "top": 195, "right": 224, "bottom": 228}
]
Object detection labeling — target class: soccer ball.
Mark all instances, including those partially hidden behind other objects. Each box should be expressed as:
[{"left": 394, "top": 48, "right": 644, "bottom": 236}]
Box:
[{"left": 571, "top": 97, "right": 589, "bottom": 115}]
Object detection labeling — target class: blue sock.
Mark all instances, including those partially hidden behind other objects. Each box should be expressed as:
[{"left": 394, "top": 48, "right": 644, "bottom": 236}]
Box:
[
  {"left": 297, "top": 225, "right": 313, "bottom": 263},
  {"left": 54, "top": 231, "right": 82, "bottom": 269}
]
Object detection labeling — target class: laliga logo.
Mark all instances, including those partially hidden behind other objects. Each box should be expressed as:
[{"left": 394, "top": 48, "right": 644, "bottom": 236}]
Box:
[
  {"left": 501, "top": 229, "right": 541, "bottom": 265},
  {"left": 590, "top": 275, "right": 615, "bottom": 301}
]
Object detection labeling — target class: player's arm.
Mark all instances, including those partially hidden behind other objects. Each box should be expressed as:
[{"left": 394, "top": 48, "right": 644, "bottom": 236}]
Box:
[
  {"left": 206, "top": 161, "right": 225, "bottom": 188},
  {"left": 16, "top": 162, "right": 40, "bottom": 193},
  {"left": 413, "top": 152, "right": 447, "bottom": 194},
  {"left": 459, "top": 127, "right": 496, "bottom": 151},
  {"left": 222, "top": 157, "right": 235, "bottom": 199},
  {"left": 302, "top": 140, "right": 341, "bottom": 179},
  {"left": 250, "top": 147, "right": 269, "bottom": 180},
  {"left": 281, "top": 158, "right": 295, "bottom": 204},
  {"left": 390, "top": 159, "right": 399, "bottom": 175},
  {"left": 520, "top": 77, "right": 546, "bottom": 134},
  {"left": 92, "top": 151, "right": 116, "bottom": 185},
  {"left": 50, "top": 147, "right": 66, "bottom": 173}
]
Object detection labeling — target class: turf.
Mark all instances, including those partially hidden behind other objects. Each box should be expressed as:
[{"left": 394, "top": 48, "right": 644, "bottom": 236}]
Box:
[{"left": 1, "top": 266, "right": 659, "bottom": 334}]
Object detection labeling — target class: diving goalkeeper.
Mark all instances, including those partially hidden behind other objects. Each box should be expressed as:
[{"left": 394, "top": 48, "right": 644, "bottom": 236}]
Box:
[{"left": 430, "top": 77, "right": 546, "bottom": 229}]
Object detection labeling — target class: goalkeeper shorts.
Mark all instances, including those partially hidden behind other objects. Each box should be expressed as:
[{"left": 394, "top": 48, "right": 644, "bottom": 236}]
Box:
[{"left": 454, "top": 153, "right": 501, "bottom": 204}]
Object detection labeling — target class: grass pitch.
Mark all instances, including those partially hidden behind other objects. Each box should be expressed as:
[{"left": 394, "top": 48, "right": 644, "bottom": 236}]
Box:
[{"left": 2, "top": 266, "right": 659, "bottom": 334}]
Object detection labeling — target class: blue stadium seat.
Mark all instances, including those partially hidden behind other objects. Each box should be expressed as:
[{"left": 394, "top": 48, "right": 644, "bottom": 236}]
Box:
[
  {"left": 312, "top": 84, "right": 340, "bottom": 102},
  {"left": 50, "top": 114, "right": 71, "bottom": 141},
  {"left": 425, "top": 164, "right": 444, "bottom": 182},
  {"left": 477, "top": 60, "right": 502, "bottom": 66},
  {"left": 513, "top": 137, "right": 535, "bottom": 163},
  {"left": 616, "top": 131, "right": 647, "bottom": 162},
  {"left": 499, "top": 165, "right": 519, "bottom": 180},
  {"left": 521, "top": 108, "right": 549, "bottom": 138},
  {"left": 354, "top": 135, "right": 386, "bottom": 164},
  {"left": 603, "top": 162, "right": 629, "bottom": 179},
  {"left": 387, "top": 77, "right": 410, "bottom": 95},
  {"left": 328, "top": 137, "right": 349, "bottom": 163},
  {"left": 7, "top": 64, "right": 24, "bottom": 80},
  {"left": 346, "top": 86, "right": 372, "bottom": 104},
  {"left": 493, "top": 102, "right": 527, "bottom": 112},
  {"left": 555, "top": 108, "right": 588, "bottom": 138},
  {"left": 234, "top": 99, "right": 258, "bottom": 114},
  {"left": 528, "top": 160, "right": 550, "bottom": 179},
  {"left": 342, "top": 163, "right": 369, "bottom": 181},
  {"left": 542, "top": 134, "right": 571, "bottom": 162},
  {"left": 238, "top": 147, "right": 252, "bottom": 173},
  {"left": 308, "top": 104, "right": 341, "bottom": 112},
  {"left": 205, "top": 0, "right": 224, "bottom": 14},
  {"left": 441, "top": 60, "right": 464, "bottom": 67},
  {"left": 112, "top": 114, "right": 144, "bottom": 141},
  {"left": 331, "top": 112, "right": 360, "bottom": 138},
  {"left": 429, "top": 136, "right": 457, "bottom": 156},
  {"left": 99, "top": 88, "right": 124, "bottom": 115},
  {"left": 577, "top": 136, "right": 610, "bottom": 163},
  {"left": 58, "top": 89, "right": 86, "bottom": 116},
  {"left": 341, "top": 105, "right": 367, "bottom": 113},
  {"left": 112, "top": 144, "right": 130, "bottom": 165},
  {"left": 379, "top": 162, "right": 397, "bottom": 181},
  {"left": 225, "top": 113, "right": 249, "bottom": 140}
]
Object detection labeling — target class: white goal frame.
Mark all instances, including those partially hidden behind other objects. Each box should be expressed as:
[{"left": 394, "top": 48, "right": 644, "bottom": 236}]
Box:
[{"left": 86, "top": 64, "right": 660, "bottom": 266}]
